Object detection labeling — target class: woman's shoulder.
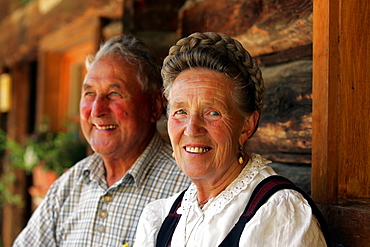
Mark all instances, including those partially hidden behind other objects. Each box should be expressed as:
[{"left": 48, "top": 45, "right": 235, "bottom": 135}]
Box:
[
  {"left": 134, "top": 190, "right": 187, "bottom": 247},
  {"left": 139, "top": 190, "right": 188, "bottom": 228},
  {"left": 143, "top": 190, "right": 185, "bottom": 217}
]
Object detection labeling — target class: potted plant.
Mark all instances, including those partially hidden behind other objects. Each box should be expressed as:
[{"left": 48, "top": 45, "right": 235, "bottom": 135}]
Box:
[
  {"left": 25, "top": 130, "right": 87, "bottom": 176},
  {"left": 25, "top": 129, "right": 87, "bottom": 206},
  {"left": 0, "top": 126, "right": 87, "bottom": 207}
]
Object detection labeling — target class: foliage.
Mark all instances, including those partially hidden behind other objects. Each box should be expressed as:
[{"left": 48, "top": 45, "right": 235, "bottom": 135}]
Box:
[
  {"left": 17, "top": 0, "right": 33, "bottom": 4},
  {"left": 0, "top": 172, "right": 22, "bottom": 206},
  {"left": 25, "top": 131, "right": 87, "bottom": 175},
  {"left": 0, "top": 126, "right": 87, "bottom": 206},
  {"left": 0, "top": 130, "right": 24, "bottom": 206}
]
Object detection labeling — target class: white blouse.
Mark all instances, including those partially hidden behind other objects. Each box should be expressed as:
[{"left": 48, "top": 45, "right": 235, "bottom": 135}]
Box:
[{"left": 134, "top": 153, "right": 326, "bottom": 247}]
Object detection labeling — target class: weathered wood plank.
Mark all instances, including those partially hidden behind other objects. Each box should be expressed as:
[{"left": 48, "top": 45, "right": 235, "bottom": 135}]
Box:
[
  {"left": 318, "top": 201, "right": 370, "bottom": 246},
  {"left": 337, "top": 0, "right": 370, "bottom": 199},
  {"left": 311, "top": 0, "right": 339, "bottom": 205},
  {"left": 246, "top": 59, "right": 312, "bottom": 164},
  {"left": 257, "top": 43, "right": 312, "bottom": 67},
  {"left": 313, "top": 0, "right": 370, "bottom": 202},
  {"left": 133, "top": 0, "right": 186, "bottom": 32},
  {"left": 179, "top": 0, "right": 312, "bottom": 56},
  {"left": 0, "top": 0, "right": 123, "bottom": 67},
  {"left": 130, "top": 0, "right": 187, "bottom": 59}
]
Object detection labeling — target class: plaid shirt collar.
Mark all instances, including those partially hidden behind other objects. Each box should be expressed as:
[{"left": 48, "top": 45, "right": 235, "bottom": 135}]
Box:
[{"left": 82, "top": 132, "right": 164, "bottom": 189}]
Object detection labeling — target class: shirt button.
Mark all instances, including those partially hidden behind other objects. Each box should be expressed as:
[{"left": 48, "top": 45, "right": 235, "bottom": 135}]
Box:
[
  {"left": 98, "top": 210, "right": 108, "bottom": 219},
  {"left": 102, "top": 195, "right": 113, "bottom": 203},
  {"left": 96, "top": 225, "right": 105, "bottom": 233}
]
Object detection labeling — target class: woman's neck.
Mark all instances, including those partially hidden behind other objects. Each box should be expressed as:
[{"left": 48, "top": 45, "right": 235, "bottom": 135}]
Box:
[{"left": 194, "top": 159, "right": 247, "bottom": 205}]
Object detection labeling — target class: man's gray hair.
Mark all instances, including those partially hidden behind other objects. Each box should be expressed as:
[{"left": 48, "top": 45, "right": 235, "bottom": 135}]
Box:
[{"left": 86, "top": 34, "right": 161, "bottom": 93}]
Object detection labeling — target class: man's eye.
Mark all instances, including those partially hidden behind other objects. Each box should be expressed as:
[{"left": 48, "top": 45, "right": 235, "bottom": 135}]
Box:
[
  {"left": 84, "top": 92, "right": 95, "bottom": 97},
  {"left": 108, "top": 92, "right": 122, "bottom": 100},
  {"left": 210, "top": 111, "right": 220, "bottom": 116}
]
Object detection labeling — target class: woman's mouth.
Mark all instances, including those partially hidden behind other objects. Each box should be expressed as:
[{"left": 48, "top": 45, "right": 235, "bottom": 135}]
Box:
[{"left": 184, "top": 146, "right": 212, "bottom": 153}]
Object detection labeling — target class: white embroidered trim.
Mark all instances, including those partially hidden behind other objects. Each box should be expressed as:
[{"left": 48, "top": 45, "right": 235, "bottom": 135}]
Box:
[{"left": 178, "top": 153, "right": 272, "bottom": 216}]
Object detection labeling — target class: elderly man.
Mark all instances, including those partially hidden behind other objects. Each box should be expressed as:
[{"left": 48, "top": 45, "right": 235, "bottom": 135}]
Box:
[{"left": 13, "top": 35, "right": 190, "bottom": 247}]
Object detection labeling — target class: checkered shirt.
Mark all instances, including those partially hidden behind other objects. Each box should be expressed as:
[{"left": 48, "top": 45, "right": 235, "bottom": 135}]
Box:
[{"left": 13, "top": 132, "right": 190, "bottom": 247}]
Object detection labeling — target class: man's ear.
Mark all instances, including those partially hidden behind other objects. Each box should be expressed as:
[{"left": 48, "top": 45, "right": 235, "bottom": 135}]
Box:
[
  {"left": 238, "top": 110, "right": 260, "bottom": 145},
  {"left": 150, "top": 91, "right": 164, "bottom": 123}
]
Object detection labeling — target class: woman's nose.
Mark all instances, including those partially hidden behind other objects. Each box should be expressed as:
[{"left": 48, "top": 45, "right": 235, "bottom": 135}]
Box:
[
  {"left": 91, "top": 96, "right": 109, "bottom": 117},
  {"left": 184, "top": 114, "right": 206, "bottom": 137}
]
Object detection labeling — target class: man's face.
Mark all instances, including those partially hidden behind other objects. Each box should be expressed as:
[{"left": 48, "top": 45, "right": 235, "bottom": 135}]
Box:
[{"left": 80, "top": 55, "right": 159, "bottom": 162}]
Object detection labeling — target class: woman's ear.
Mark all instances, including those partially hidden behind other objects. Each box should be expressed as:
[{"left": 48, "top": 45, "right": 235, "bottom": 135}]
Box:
[
  {"left": 150, "top": 91, "right": 164, "bottom": 123},
  {"left": 239, "top": 110, "right": 260, "bottom": 145}
]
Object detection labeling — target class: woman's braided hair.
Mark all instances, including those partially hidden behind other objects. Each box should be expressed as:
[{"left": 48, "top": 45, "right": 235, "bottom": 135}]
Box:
[{"left": 162, "top": 32, "right": 265, "bottom": 117}]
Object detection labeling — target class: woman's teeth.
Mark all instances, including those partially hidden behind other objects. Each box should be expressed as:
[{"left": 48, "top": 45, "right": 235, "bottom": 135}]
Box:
[
  {"left": 96, "top": 125, "right": 118, "bottom": 130},
  {"left": 185, "top": 146, "right": 211, "bottom": 153}
]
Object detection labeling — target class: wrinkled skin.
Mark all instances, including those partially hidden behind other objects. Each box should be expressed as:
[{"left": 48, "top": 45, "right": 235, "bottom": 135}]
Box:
[
  {"left": 167, "top": 68, "right": 259, "bottom": 200},
  {"left": 80, "top": 55, "right": 162, "bottom": 185}
]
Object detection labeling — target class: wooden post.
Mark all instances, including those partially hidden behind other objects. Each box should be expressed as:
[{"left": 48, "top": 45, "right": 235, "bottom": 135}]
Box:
[
  {"left": 312, "top": 0, "right": 340, "bottom": 204},
  {"left": 2, "top": 63, "right": 31, "bottom": 247},
  {"left": 312, "top": 0, "right": 370, "bottom": 245},
  {"left": 312, "top": 0, "right": 370, "bottom": 203},
  {"left": 336, "top": 0, "right": 370, "bottom": 199}
]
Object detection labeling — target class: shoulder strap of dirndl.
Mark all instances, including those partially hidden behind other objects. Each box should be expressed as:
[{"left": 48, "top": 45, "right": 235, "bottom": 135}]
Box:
[
  {"left": 156, "top": 189, "right": 187, "bottom": 247},
  {"left": 218, "top": 175, "right": 332, "bottom": 247}
]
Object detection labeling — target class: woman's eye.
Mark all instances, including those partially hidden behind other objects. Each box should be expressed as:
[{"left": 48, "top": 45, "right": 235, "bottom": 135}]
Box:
[
  {"left": 175, "top": 109, "right": 187, "bottom": 115},
  {"left": 210, "top": 111, "right": 220, "bottom": 116}
]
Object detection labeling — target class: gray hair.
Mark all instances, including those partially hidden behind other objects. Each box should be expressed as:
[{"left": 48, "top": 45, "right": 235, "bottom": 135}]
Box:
[
  {"left": 162, "top": 32, "right": 265, "bottom": 117},
  {"left": 86, "top": 34, "right": 161, "bottom": 93}
]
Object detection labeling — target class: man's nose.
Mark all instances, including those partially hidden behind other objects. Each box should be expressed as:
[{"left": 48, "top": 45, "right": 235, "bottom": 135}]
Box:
[{"left": 91, "top": 96, "right": 109, "bottom": 117}]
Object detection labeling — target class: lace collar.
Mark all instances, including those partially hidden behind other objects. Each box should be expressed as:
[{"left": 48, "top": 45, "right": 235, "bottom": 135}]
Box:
[{"left": 178, "top": 153, "right": 271, "bottom": 216}]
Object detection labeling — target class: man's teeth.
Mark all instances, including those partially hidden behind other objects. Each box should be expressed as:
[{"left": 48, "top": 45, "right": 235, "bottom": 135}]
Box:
[
  {"left": 96, "top": 125, "right": 118, "bottom": 130},
  {"left": 185, "top": 146, "right": 211, "bottom": 153}
]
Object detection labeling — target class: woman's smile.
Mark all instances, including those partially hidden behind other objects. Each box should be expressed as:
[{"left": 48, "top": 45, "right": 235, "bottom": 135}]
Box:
[
  {"left": 184, "top": 146, "right": 212, "bottom": 154},
  {"left": 168, "top": 68, "right": 247, "bottom": 183}
]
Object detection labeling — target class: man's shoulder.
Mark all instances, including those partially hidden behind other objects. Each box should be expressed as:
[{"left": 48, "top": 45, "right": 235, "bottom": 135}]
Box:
[
  {"left": 50, "top": 154, "right": 97, "bottom": 190},
  {"left": 143, "top": 139, "right": 189, "bottom": 181},
  {"left": 147, "top": 137, "right": 175, "bottom": 164},
  {"left": 157, "top": 140, "right": 174, "bottom": 158},
  {"left": 63, "top": 154, "right": 95, "bottom": 174}
]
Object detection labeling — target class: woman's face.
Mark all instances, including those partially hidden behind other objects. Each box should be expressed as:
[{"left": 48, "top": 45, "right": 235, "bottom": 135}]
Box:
[{"left": 167, "top": 68, "right": 255, "bottom": 184}]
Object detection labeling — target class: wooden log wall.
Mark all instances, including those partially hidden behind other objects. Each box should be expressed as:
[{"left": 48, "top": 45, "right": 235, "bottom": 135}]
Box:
[
  {"left": 178, "top": 0, "right": 313, "bottom": 165},
  {"left": 1, "top": 0, "right": 368, "bottom": 246},
  {"left": 248, "top": 59, "right": 313, "bottom": 164},
  {"left": 128, "top": 0, "right": 187, "bottom": 59},
  {"left": 0, "top": 0, "right": 123, "bottom": 68},
  {"left": 179, "top": 0, "right": 312, "bottom": 57}
]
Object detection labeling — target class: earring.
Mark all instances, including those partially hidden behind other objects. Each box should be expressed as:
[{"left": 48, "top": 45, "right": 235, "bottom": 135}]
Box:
[
  {"left": 238, "top": 145, "right": 244, "bottom": 165},
  {"left": 172, "top": 152, "right": 175, "bottom": 158}
]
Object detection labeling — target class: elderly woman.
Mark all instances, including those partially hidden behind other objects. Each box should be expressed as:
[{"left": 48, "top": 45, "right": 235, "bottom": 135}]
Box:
[{"left": 134, "top": 32, "right": 330, "bottom": 247}]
